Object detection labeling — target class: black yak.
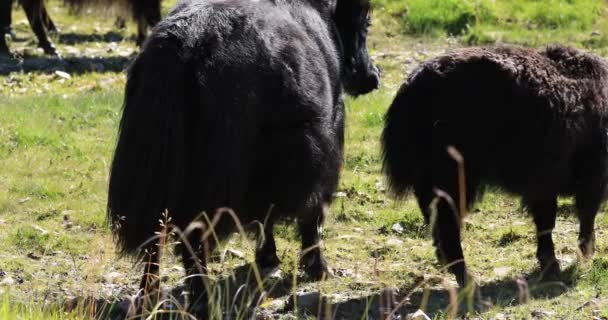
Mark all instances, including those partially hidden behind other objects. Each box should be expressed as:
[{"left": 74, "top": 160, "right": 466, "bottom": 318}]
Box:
[
  {"left": 108, "top": 0, "right": 379, "bottom": 315},
  {"left": 382, "top": 46, "right": 608, "bottom": 287},
  {"left": 0, "top": 0, "right": 161, "bottom": 56}
]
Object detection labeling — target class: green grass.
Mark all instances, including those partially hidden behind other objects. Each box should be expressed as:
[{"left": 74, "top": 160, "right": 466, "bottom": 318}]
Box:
[
  {"left": 2, "top": 0, "right": 608, "bottom": 319},
  {"left": 373, "top": 0, "right": 608, "bottom": 49}
]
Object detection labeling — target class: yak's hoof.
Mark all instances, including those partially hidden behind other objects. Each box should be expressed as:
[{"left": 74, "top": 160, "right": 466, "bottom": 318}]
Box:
[
  {"left": 448, "top": 261, "right": 470, "bottom": 288},
  {"left": 40, "top": 43, "right": 60, "bottom": 58},
  {"left": 256, "top": 252, "right": 281, "bottom": 271},
  {"left": 579, "top": 239, "right": 595, "bottom": 258},
  {"left": 539, "top": 259, "right": 561, "bottom": 281},
  {"left": 300, "top": 252, "right": 332, "bottom": 280},
  {"left": 455, "top": 272, "right": 476, "bottom": 290},
  {"left": 46, "top": 24, "right": 59, "bottom": 34},
  {"left": 136, "top": 36, "right": 146, "bottom": 47},
  {"left": 188, "top": 302, "right": 208, "bottom": 320}
]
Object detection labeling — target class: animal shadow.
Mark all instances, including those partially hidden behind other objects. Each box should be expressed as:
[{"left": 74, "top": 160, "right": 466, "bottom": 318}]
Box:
[
  {"left": 0, "top": 54, "right": 134, "bottom": 75},
  {"left": 56, "top": 32, "right": 136, "bottom": 45},
  {"left": 74, "top": 262, "right": 295, "bottom": 320},
  {"left": 292, "top": 264, "right": 578, "bottom": 319}
]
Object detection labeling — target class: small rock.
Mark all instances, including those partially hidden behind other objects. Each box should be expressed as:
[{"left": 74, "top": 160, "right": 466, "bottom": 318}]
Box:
[
  {"left": 33, "top": 225, "right": 48, "bottom": 235},
  {"left": 493, "top": 313, "right": 507, "bottom": 320},
  {"left": 334, "top": 191, "right": 347, "bottom": 198},
  {"left": 54, "top": 70, "right": 71, "bottom": 80},
  {"left": 224, "top": 249, "right": 245, "bottom": 260},
  {"left": 531, "top": 310, "right": 554, "bottom": 319},
  {"left": 386, "top": 238, "right": 404, "bottom": 246},
  {"left": 391, "top": 223, "right": 404, "bottom": 234},
  {"left": 103, "top": 271, "right": 123, "bottom": 284},
  {"left": 171, "top": 265, "right": 185, "bottom": 273},
  {"left": 353, "top": 227, "right": 363, "bottom": 232},
  {"left": 0, "top": 277, "right": 15, "bottom": 286},
  {"left": 266, "top": 268, "right": 282, "bottom": 280},
  {"left": 407, "top": 309, "right": 431, "bottom": 320},
  {"left": 18, "top": 197, "right": 31, "bottom": 204}
]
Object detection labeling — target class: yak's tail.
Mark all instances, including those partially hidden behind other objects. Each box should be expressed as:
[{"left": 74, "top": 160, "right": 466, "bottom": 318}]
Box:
[
  {"left": 381, "top": 72, "right": 434, "bottom": 197},
  {"left": 107, "top": 36, "right": 253, "bottom": 256}
]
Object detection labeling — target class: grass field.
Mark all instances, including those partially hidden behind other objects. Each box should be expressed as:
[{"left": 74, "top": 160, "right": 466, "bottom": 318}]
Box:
[
  {"left": 373, "top": 0, "right": 608, "bottom": 50},
  {"left": 2, "top": 0, "right": 608, "bottom": 319}
]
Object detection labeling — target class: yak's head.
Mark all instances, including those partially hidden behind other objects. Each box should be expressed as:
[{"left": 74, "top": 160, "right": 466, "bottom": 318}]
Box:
[{"left": 333, "top": 0, "right": 380, "bottom": 96}]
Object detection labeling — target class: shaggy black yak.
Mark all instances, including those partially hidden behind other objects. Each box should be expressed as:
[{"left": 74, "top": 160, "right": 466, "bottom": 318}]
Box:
[
  {"left": 0, "top": 0, "right": 161, "bottom": 56},
  {"left": 108, "top": 0, "right": 379, "bottom": 315},
  {"left": 382, "top": 46, "right": 608, "bottom": 287}
]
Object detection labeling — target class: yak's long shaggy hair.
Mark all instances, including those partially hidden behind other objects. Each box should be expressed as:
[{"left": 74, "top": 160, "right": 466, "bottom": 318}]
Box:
[
  {"left": 382, "top": 45, "right": 608, "bottom": 286},
  {"left": 110, "top": 0, "right": 343, "bottom": 256},
  {"left": 108, "top": 0, "right": 378, "bottom": 306}
]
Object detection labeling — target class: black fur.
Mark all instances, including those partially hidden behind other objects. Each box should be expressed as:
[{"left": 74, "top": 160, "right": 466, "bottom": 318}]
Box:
[
  {"left": 0, "top": 0, "right": 161, "bottom": 56},
  {"left": 108, "top": 0, "right": 379, "bottom": 315},
  {"left": 382, "top": 46, "right": 608, "bottom": 287}
]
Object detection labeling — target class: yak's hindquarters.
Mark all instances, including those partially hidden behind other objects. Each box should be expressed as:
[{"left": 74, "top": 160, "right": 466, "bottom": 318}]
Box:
[
  {"left": 108, "top": 36, "right": 253, "bottom": 311},
  {"left": 108, "top": 38, "right": 190, "bottom": 257},
  {"left": 382, "top": 78, "right": 473, "bottom": 287}
]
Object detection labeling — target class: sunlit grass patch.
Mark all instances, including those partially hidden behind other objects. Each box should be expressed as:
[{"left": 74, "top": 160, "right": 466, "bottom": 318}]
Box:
[{"left": 373, "top": 0, "right": 607, "bottom": 48}]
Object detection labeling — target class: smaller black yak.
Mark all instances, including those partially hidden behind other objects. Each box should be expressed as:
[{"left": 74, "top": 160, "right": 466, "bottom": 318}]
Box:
[
  {"left": 108, "top": 0, "right": 379, "bottom": 316},
  {"left": 0, "top": 0, "right": 161, "bottom": 56},
  {"left": 382, "top": 46, "right": 608, "bottom": 287}
]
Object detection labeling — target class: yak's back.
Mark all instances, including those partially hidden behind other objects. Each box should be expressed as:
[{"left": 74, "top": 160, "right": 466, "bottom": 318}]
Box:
[
  {"left": 406, "top": 45, "right": 608, "bottom": 118},
  {"left": 143, "top": 0, "right": 338, "bottom": 125}
]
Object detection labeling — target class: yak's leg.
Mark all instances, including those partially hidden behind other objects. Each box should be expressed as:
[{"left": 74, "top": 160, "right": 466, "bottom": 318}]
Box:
[
  {"left": 114, "top": 16, "right": 126, "bottom": 30},
  {"left": 1, "top": 0, "right": 12, "bottom": 55},
  {"left": 19, "top": 0, "right": 57, "bottom": 56},
  {"left": 298, "top": 203, "right": 330, "bottom": 280},
  {"left": 40, "top": 2, "right": 57, "bottom": 33},
  {"left": 416, "top": 167, "right": 477, "bottom": 288},
  {"left": 414, "top": 180, "right": 434, "bottom": 224},
  {"left": 576, "top": 193, "right": 602, "bottom": 258},
  {"left": 135, "top": 16, "right": 147, "bottom": 46},
  {"left": 180, "top": 227, "right": 213, "bottom": 317},
  {"left": 524, "top": 196, "right": 560, "bottom": 278},
  {"left": 134, "top": 0, "right": 160, "bottom": 46},
  {"left": 256, "top": 219, "right": 281, "bottom": 270},
  {"left": 433, "top": 194, "right": 469, "bottom": 287}
]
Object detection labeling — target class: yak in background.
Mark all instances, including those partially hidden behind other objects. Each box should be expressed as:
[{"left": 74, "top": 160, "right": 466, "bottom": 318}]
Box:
[
  {"left": 0, "top": 0, "right": 161, "bottom": 56},
  {"left": 108, "top": 0, "right": 379, "bottom": 316},
  {"left": 382, "top": 46, "right": 608, "bottom": 287}
]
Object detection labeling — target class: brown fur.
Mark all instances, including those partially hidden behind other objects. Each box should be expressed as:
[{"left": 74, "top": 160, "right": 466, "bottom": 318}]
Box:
[{"left": 382, "top": 45, "right": 608, "bottom": 286}]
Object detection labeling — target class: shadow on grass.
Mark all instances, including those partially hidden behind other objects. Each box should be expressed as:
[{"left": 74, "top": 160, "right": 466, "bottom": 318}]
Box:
[
  {"left": 66, "top": 262, "right": 297, "bottom": 320},
  {"left": 293, "top": 264, "right": 579, "bottom": 319},
  {"left": 61, "top": 264, "right": 579, "bottom": 319},
  {"left": 56, "top": 32, "right": 136, "bottom": 45},
  {"left": 0, "top": 54, "right": 134, "bottom": 75}
]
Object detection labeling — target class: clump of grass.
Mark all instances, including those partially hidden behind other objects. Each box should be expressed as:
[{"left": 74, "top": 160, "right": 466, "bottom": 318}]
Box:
[
  {"left": 0, "top": 296, "right": 80, "bottom": 320},
  {"left": 373, "top": 0, "right": 606, "bottom": 47}
]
